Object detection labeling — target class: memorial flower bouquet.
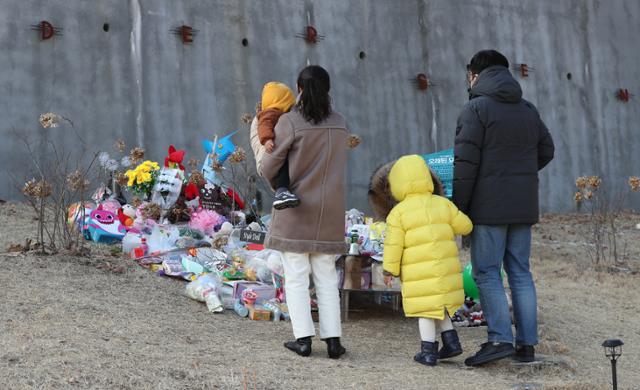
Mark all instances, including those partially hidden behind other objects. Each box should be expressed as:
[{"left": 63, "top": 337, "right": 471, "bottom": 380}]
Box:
[{"left": 125, "top": 160, "right": 160, "bottom": 199}]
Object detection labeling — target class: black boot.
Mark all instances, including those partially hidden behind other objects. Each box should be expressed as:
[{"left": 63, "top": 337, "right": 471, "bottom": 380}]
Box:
[
  {"left": 284, "top": 336, "right": 312, "bottom": 357},
  {"left": 439, "top": 329, "right": 463, "bottom": 359},
  {"left": 325, "top": 337, "right": 346, "bottom": 359},
  {"left": 414, "top": 341, "right": 439, "bottom": 366}
]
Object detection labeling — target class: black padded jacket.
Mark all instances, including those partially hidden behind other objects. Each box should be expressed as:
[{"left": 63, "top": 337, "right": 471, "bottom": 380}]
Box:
[{"left": 453, "top": 66, "right": 555, "bottom": 225}]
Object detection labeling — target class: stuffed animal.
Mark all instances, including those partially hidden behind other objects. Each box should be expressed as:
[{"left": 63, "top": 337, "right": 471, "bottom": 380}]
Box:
[
  {"left": 84, "top": 205, "right": 126, "bottom": 243},
  {"left": 200, "top": 183, "right": 233, "bottom": 216},
  {"left": 189, "top": 208, "right": 226, "bottom": 236},
  {"left": 100, "top": 199, "right": 121, "bottom": 214},
  {"left": 117, "top": 204, "right": 136, "bottom": 228},
  {"left": 151, "top": 168, "right": 183, "bottom": 213},
  {"left": 164, "top": 145, "right": 186, "bottom": 171},
  {"left": 184, "top": 182, "right": 201, "bottom": 210}
]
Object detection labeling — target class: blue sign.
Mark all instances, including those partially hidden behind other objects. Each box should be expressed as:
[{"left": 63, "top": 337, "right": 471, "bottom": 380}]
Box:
[{"left": 422, "top": 148, "right": 454, "bottom": 199}]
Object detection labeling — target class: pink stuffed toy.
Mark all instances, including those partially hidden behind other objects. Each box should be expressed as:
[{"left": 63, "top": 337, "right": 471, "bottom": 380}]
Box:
[
  {"left": 100, "top": 199, "right": 121, "bottom": 214},
  {"left": 189, "top": 208, "right": 226, "bottom": 236},
  {"left": 132, "top": 202, "right": 158, "bottom": 232}
]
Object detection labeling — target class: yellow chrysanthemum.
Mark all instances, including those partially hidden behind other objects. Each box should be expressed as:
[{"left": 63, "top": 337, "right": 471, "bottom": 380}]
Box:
[
  {"left": 137, "top": 172, "right": 152, "bottom": 184},
  {"left": 140, "top": 161, "right": 158, "bottom": 170},
  {"left": 125, "top": 170, "right": 136, "bottom": 186}
]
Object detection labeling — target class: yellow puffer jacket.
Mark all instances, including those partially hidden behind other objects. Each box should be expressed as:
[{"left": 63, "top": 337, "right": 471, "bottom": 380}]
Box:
[{"left": 383, "top": 155, "right": 473, "bottom": 319}]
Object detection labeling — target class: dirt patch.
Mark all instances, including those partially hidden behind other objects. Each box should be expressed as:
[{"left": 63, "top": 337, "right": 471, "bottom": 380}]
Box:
[{"left": 1, "top": 202, "right": 639, "bottom": 389}]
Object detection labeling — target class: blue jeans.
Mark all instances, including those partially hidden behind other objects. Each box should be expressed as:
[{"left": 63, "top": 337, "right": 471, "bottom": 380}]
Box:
[{"left": 471, "top": 224, "right": 538, "bottom": 346}]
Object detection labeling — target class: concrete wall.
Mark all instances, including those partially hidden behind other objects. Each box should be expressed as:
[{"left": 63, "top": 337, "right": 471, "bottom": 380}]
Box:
[{"left": 1, "top": 0, "right": 639, "bottom": 212}]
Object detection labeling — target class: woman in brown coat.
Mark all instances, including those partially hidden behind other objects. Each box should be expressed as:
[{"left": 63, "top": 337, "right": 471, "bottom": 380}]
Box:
[{"left": 260, "top": 65, "right": 349, "bottom": 359}]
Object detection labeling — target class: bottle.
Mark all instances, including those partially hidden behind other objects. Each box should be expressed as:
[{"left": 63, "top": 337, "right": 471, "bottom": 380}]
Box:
[
  {"left": 234, "top": 299, "right": 249, "bottom": 317},
  {"left": 348, "top": 230, "right": 360, "bottom": 255}
]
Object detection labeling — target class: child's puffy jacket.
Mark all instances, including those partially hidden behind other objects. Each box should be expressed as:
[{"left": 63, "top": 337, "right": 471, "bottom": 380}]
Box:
[{"left": 383, "top": 155, "right": 473, "bottom": 319}]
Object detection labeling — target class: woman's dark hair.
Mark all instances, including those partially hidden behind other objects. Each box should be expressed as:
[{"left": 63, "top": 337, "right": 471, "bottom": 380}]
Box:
[
  {"left": 466, "top": 50, "right": 509, "bottom": 74},
  {"left": 296, "top": 65, "right": 331, "bottom": 124}
]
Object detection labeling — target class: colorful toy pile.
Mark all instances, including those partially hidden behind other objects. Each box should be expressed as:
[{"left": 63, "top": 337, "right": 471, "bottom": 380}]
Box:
[
  {"left": 66, "top": 134, "right": 293, "bottom": 321},
  {"left": 67, "top": 137, "right": 495, "bottom": 324}
]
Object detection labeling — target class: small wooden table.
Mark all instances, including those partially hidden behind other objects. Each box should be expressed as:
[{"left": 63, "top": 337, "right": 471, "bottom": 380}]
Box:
[
  {"left": 336, "top": 254, "right": 402, "bottom": 321},
  {"left": 339, "top": 288, "right": 402, "bottom": 321}
]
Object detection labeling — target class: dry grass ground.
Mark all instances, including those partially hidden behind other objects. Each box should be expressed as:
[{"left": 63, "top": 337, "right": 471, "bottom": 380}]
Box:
[{"left": 1, "top": 202, "right": 639, "bottom": 389}]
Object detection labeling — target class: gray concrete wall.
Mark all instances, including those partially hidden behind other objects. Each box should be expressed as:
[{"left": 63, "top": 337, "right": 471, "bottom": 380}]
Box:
[{"left": 1, "top": 0, "right": 639, "bottom": 213}]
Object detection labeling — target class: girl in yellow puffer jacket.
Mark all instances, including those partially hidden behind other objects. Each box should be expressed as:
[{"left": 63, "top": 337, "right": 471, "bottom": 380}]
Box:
[{"left": 383, "top": 155, "right": 473, "bottom": 366}]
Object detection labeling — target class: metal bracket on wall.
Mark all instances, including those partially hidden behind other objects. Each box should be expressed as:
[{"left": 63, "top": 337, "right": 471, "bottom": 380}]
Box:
[
  {"left": 295, "top": 25, "right": 324, "bottom": 44},
  {"left": 616, "top": 89, "right": 633, "bottom": 103},
  {"left": 512, "top": 63, "right": 534, "bottom": 78},
  {"left": 170, "top": 25, "right": 198, "bottom": 44},
  {"left": 30, "top": 21, "right": 63, "bottom": 40},
  {"left": 411, "top": 73, "right": 435, "bottom": 91}
]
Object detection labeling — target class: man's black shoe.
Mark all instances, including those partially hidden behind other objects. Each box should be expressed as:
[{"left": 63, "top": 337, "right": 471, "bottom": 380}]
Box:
[
  {"left": 514, "top": 345, "right": 535, "bottom": 362},
  {"left": 464, "top": 342, "right": 514, "bottom": 366}
]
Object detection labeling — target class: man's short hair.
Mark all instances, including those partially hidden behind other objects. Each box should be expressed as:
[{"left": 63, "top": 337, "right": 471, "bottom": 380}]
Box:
[{"left": 466, "top": 50, "right": 509, "bottom": 74}]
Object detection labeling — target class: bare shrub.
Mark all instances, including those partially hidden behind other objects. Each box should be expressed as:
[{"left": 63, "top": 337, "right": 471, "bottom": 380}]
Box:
[
  {"left": 574, "top": 175, "right": 640, "bottom": 267},
  {"left": 13, "top": 114, "right": 97, "bottom": 255}
]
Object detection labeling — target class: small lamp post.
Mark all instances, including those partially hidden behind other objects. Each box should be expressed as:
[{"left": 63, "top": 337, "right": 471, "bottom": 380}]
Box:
[{"left": 602, "top": 339, "right": 623, "bottom": 390}]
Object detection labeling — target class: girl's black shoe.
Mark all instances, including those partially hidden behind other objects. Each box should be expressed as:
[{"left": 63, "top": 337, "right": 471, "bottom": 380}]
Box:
[
  {"left": 414, "top": 341, "right": 439, "bottom": 366},
  {"left": 439, "top": 329, "right": 463, "bottom": 359},
  {"left": 284, "top": 336, "right": 312, "bottom": 357},
  {"left": 325, "top": 337, "right": 346, "bottom": 359}
]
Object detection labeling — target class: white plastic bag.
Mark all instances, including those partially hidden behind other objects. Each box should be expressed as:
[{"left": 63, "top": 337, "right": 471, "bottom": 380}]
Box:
[
  {"left": 245, "top": 256, "right": 273, "bottom": 283},
  {"left": 146, "top": 224, "right": 180, "bottom": 254},
  {"left": 185, "top": 273, "right": 224, "bottom": 313},
  {"left": 122, "top": 232, "right": 142, "bottom": 254}
]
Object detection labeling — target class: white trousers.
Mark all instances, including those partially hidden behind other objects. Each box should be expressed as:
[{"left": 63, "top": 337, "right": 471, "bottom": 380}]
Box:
[
  {"left": 418, "top": 315, "right": 454, "bottom": 342},
  {"left": 282, "top": 252, "right": 342, "bottom": 339}
]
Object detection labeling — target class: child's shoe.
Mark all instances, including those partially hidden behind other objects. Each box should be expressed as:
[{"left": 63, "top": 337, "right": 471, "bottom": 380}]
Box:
[
  {"left": 439, "top": 329, "right": 463, "bottom": 359},
  {"left": 273, "top": 189, "right": 300, "bottom": 210},
  {"left": 414, "top": 341, "right": 439, "bottom": 366}
]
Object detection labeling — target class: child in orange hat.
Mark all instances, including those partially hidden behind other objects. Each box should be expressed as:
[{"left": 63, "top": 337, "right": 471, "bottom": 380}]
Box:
[{"left": 249, "top": 82, "right": 299, "bottom": 209}]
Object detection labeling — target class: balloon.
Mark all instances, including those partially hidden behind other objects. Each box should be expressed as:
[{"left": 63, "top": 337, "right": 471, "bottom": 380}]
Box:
[
  {"left": 462, "top": 263, "right": 504, "bottom": 301},
  {"left": 462, "top": 263, "right": 479, "bottom": 300}
]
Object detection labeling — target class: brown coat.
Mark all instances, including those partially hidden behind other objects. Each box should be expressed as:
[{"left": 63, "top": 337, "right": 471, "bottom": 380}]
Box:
[
  {"left": 257, "top": 108, "right": 283, "bottom": 145},
  {"left": 260, "top": 109, "right": 349, "bottom": 254}
]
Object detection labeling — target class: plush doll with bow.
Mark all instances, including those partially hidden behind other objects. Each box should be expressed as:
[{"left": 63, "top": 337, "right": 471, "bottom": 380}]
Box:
[{"left": 165, "top": 145, "right": 186, "bottom": 171}]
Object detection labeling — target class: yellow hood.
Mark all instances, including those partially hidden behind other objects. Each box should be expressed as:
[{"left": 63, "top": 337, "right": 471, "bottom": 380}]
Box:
[
  {"left": 388, "top": 155, "right": 434, "bottom": 201},
  {"left": 261, "top": 82, "right": 296, "bottom": 112}
]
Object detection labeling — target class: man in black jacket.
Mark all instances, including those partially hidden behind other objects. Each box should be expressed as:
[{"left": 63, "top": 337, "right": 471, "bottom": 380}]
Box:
[{"left": 453, "top": 50, "right": 554, "bottom": 366}]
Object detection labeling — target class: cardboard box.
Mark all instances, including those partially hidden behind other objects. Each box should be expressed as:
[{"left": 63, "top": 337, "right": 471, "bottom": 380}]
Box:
[
  {"left": 371, "top": 262, "right": 401, "bottom": 291},
  {"left": 248, "top": 306, "right": 272, "bottom": 321},
  {"left": 227, "top": 281, "right": 276, "bottom": 305},
  {"left": 361, "top": 268, "right": 371, "bottom": 290},
  {"left": 342, "top": 255, "right": 363, "bottom": 290}
]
